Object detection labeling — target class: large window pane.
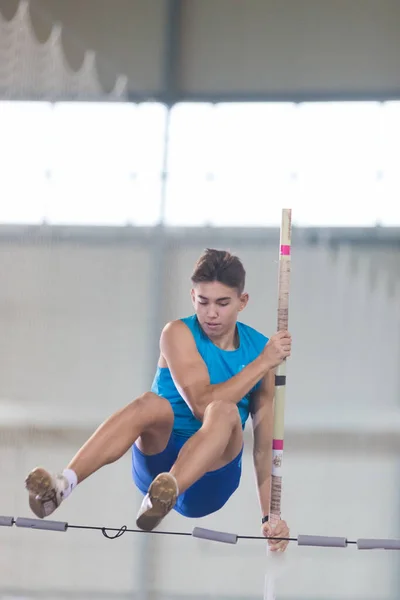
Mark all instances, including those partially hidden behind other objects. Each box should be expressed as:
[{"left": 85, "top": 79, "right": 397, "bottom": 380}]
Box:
[
  {"left": 167, "top": 103, "right": 216, "bottom": 176},
  {"left": 164, "top": 103, "right": 298, "bottom": 226},
  {"left": 293, "top": 102, "right": 383, "bottom": 178},
  {"left": 378, "top": 101, "right": 400, "bottom": 225},
  {"left": 0, "top": 101, "right": 52, "bottom": 175},
  {"left": 0, "top": 101, "right": 167, "bottom": 226},
  {"left": 206, "top": 175, "right": 296, "bottom": 227},
  {"left": 1, "top": 99, "right": 400, "bottom": 227},
  {"left": 46, "top": 177, "right": 162, "bottom": 226},
  {"left": 0, "top": 102, "right": 51, "bottom": 224},
  {"left": 1, "top": 175, "right": 50, "bottom": 224},
  {"left": 212, "top": 102, "right": 298, "bottom": 177},
  {"left": 164, "top": 176, "right": 215, "bottom": 226},
  {"left": 165, "top": 100, "right": 400, "bottom": 227}
]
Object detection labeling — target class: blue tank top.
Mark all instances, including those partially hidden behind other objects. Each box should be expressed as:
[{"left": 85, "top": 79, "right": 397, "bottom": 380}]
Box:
[{"left": 151, "top": 315, "right": 269, "bottom": 438}]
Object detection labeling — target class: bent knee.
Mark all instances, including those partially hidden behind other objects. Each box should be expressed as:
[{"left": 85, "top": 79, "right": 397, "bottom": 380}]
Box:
[
  {"left": 204, "top": 401, "right": 241, "bottom": 428},
  {"left": 133, "top": 392, "right": 174, "bottom": 425}
]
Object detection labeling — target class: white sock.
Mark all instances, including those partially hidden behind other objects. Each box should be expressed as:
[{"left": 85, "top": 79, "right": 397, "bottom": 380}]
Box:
[{"left": 62, "top": 468, "right": 78, "bottom": 499}]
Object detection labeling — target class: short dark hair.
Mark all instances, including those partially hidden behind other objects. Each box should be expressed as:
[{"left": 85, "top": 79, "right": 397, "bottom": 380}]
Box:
[{"left": 191, "top": 248, "right": 246, "bottom": 294}]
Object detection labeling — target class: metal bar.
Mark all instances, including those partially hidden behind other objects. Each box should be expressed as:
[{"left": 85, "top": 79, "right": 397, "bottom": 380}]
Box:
[
  {"left": 0, "top": 225, "right": 399, "bottom": 247},
  {"left": 4, "top": 89, "right": 400, "bottom": 103},
  {"left": 136, "top": 2, "right": 183, "bottom": 594},
  {"left": 162, "top": 0, "right": 184, "bottom": 106},
  {"left": 124, "top": 90, "right": 400, "bottom": 104}
]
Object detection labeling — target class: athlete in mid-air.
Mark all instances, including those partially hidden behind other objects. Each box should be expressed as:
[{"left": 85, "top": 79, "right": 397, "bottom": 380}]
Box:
[{"left": 25, "top": 248, "right": 292, "bottom": 551}]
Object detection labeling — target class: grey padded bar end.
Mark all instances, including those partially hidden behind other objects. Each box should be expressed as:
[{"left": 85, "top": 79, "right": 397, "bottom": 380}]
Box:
[
  {"left": 15, "top": 517, "right": 67, "bottom": 532},
  {"left": 0, "top": 516, "right": 14, "bottom": 527},
  {"left": 192, "top": 527, "right": 238, "bottom": 545},
  {"left": 297, "top": 534, "right": 347, "bottom": 548},
  {"left": 357, "top": 538, "right": 400, "bottom": 550}
]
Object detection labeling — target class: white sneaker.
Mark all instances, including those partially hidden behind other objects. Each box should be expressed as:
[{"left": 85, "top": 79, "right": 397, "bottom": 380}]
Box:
[
  {"left": 136, "top": 472, "right": 178, "bottom": 531},
  {"left": 25, "top": 467, "right": 69, "bottom": 519}
]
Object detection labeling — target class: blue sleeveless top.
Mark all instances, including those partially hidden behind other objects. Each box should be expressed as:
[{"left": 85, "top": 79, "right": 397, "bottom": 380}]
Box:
[{"left": 151, "top": 315, "right": 269, "bottom": 438}]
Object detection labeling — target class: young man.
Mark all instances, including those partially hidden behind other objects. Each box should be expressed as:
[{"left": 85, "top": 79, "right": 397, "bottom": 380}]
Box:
[{"left": 25, "top": 249, "right": 292, "bottom": 551}]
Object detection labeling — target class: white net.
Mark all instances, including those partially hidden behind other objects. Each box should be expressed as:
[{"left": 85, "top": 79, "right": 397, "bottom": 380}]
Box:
[{"left": 0, "top": 0, "right": 127, "bottom": 100}]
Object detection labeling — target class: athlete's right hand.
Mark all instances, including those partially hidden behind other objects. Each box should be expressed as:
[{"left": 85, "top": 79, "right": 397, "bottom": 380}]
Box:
[{"left": 261, "top": 330, "right": 292, "bottom": 369}]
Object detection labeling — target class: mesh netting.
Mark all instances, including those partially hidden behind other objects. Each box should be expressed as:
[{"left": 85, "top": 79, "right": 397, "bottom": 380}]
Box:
[{"left": 0, "top": 0, "right": 127, "bottom": 100}]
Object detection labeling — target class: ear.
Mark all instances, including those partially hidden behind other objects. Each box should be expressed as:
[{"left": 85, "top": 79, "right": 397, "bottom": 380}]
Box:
[
  {"left": 190, "top": 288, "right": 196, "bottom": 306},
  {"left": 239, "top": 292, "right": 249, "bottom": 311}
]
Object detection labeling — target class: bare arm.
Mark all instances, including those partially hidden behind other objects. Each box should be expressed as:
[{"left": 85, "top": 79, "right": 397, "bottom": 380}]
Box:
[
  {"left": 160, "top": 320, "right": 276, "bottom": 421},
  {"left": 251, "top": 369, "right": 275, "bottom": 519}
]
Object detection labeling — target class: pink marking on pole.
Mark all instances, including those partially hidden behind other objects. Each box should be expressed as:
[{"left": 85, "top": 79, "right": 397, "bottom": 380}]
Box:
[
  {"left": 273, "top": 439, "right": 284, "bottom": 450},
  {"left": 280, "top": 245, "right": 291, "bottom": 256}
]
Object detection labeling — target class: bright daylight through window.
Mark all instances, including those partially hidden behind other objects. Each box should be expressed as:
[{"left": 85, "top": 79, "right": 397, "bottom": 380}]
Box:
[{"left": 1, "top": 100, "right": 399, "bottom": 227}]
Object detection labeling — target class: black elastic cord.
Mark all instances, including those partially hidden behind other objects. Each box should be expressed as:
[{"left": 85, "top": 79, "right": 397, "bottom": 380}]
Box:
[
  {"left": 67, "top": 523, "right": 300, "bottom": 543},
  {"left": 8, "top": 520, "right": 360, "bottom": 545},
  {"left": 102, "top": 525, "right": 127, "bottom": 539}
]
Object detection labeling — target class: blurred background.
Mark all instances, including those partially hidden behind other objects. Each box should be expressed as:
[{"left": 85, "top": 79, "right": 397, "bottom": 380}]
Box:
[{"left": 1, "top": 1, "right": 400, "bottom": 599}]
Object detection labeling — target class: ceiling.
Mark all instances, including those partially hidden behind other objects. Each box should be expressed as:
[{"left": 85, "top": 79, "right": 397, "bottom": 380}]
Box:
[{"left": 1, "top": 0, "right": 400, "bottom": 102}]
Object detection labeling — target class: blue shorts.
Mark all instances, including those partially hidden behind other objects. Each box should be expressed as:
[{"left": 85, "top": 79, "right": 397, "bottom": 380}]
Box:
[{"left": 131, "top": 432, "right": 243, "bottom": 518}]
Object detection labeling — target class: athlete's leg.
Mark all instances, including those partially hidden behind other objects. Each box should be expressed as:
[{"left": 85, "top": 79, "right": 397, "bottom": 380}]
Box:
[
  {"left": 136, "top": 401, "right": 242, "bottom": 530},
  {"left": 25, "top": 392, "right": 174, "bottom": 518},
  {"left": 170, "top": 401, "right": 243, "bottom": 493},
  {"left": 66, "top": 392, "right": 174, "bottom": 483}
]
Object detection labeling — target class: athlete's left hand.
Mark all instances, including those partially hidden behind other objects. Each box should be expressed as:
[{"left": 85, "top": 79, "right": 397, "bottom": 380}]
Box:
[{"left": 262, "top": 519, "right": 290, "bottom": 552}]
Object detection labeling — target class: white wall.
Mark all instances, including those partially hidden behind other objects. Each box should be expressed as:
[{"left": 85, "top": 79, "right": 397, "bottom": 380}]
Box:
[
  {"left": 0, "top": 242, "right": 153, "bottom": 425},
  {"left": 1, "top": 228, "right": 400, "bottom": 599},
  {"left": 1, "top": 428, "right": 144, "bottom": 597},
  {"left": 2, "top": 429, "right": 399, "bottom": 600}
]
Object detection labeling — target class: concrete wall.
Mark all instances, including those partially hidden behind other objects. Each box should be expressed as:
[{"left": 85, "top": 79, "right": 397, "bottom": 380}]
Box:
[{"left": 1, "top": 228, "right": 400, "bottom": 599}]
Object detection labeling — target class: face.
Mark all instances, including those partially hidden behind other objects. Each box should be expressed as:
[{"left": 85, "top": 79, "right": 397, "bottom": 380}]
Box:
[{"left": 191, "top": 281, "right": 248, "bottom": 338}]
